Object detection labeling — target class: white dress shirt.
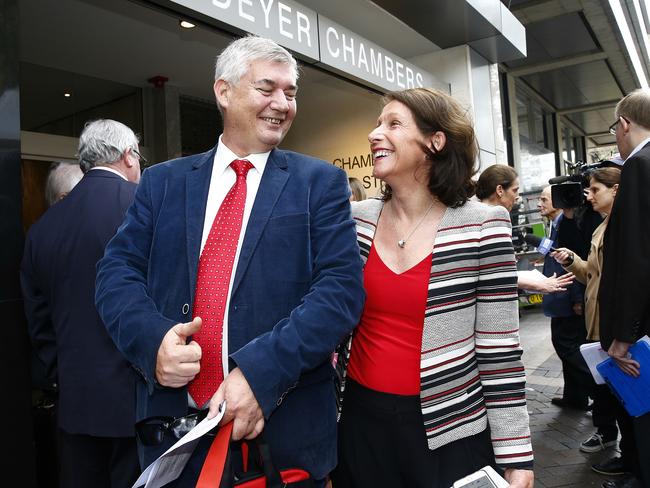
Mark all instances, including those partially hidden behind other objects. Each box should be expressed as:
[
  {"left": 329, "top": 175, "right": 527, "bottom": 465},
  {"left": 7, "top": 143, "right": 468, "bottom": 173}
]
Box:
[
  {"left": 192, "top": 136, "right": 269, "bottom": 405},
  {"left": 88, "top": 165, "right": 128, "bottom": 180}
]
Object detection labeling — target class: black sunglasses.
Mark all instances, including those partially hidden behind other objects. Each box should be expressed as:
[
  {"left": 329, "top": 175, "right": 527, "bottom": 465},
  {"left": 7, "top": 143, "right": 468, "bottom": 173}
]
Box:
[
  {"left": 609, "top": 116, "right": 630, "bottom": 135},
  {"left": 135, "top": 410, "right": 208, "bottom": 446}
]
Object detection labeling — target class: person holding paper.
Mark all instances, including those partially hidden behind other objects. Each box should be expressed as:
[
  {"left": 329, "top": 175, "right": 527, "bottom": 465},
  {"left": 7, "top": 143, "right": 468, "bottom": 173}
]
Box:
[
  {"left": 332, "top": 88, "right": 533, "bottom": 488},
  {"left": 95, "top": 35, "right": 364, "bottom": 487},
  {"left": 596, "top": 89, "right": 650, "bottom": 488},
  {"left": 476, "top": 164, "right": 575, "bottom": 294}
]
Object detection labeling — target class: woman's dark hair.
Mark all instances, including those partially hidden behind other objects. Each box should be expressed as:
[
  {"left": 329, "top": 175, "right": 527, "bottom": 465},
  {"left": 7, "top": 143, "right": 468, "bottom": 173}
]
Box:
[
  {"left": 476, "top": 164, "right": 519, "bottom": 200},
  {"left": 590, "top": 167, "right": 621, "bottom": 188},
  {"left": 380, "top": 88, "right": 479, "bottom": 208}
]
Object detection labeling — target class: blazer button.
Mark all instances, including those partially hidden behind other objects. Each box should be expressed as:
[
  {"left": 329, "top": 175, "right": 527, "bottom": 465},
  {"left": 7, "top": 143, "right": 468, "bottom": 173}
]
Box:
[
  {"left": 587, "top": 273, "right": 592, "bottom": 279},
  {"left": 182, "top": 303, "right": 190, "bottom": 315}
]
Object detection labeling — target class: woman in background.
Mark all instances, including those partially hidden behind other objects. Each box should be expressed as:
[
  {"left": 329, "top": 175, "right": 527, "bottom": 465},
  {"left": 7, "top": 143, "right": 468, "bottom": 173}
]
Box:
[
  {"left": 348, "top": 176, "right": 367, "bottom": 202},
  {"left": 333, "top": 88, "right": 534, "bottom": 488},
  {"left": 477, "top": 164, "right": 575, "bottom": 294},
  {"left": 552, "top": 168, "right": 635, "bottom": 482}
]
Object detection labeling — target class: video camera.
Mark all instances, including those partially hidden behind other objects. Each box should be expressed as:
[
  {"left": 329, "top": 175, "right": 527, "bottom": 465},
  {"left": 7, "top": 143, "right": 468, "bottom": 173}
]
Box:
[{"left": 549, "top": 160, "right": 604, "bottom": 209}]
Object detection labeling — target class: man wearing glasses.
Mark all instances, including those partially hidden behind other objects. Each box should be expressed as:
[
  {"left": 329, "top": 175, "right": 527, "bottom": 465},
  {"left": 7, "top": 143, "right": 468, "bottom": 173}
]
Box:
[
  {"left": 95, "top": 36, "right": 364, "bottom": 487},
  {"left": 21, "top": 119, "right": 144, "bottom": 487},
  {"left": 599, "top": 89, "right": 650, "bottom": 488}
]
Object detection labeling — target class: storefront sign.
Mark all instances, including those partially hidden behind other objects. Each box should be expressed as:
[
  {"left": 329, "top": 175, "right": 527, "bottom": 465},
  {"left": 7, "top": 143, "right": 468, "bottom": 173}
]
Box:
[
  {"left": 167, "top": 0, "right": 441, "bottom": 92},
  {"left": 169, "top": 0, "right": 319, "bottom": 60},
  {"left": 318, "top": 17, "right": 440, "bottom": 92}
]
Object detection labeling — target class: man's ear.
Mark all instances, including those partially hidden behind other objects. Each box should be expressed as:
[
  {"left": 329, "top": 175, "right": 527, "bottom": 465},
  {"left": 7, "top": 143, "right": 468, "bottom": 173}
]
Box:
[{"left": 214, "top": 79, "right": 230, "bottom": 110}]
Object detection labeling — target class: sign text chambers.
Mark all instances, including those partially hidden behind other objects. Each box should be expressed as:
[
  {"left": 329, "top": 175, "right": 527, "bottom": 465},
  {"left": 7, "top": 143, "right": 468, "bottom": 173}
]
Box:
[{"left": 168, "top": 0, "right": 440, "bottom": 92}]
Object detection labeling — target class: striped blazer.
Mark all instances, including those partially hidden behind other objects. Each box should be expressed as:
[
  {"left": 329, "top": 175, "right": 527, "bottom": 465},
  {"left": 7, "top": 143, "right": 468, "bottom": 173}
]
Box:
[{"left": 338, "top": 198, "right": 533, "bottom": 470}]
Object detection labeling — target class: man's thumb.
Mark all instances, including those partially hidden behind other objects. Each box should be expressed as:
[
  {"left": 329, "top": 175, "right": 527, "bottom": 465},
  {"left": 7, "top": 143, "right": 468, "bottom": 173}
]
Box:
[{"left": 174, "top": 317, "right": 202, "bottom": 339}]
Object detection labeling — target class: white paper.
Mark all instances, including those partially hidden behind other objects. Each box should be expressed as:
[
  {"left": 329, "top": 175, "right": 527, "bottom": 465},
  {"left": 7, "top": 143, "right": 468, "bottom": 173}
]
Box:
[
  {"left": 133, "top": 402, "right": 226, "bottom": 488},
  {"left": 580, "top": 336, "right": 650, "bottom": 385},
  {"left": 580, "top": 342, "right": 609, "bottom": 385}
]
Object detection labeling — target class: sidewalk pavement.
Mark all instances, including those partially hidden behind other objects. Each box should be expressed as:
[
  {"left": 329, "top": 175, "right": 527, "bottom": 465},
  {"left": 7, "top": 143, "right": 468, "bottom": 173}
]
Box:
[{"left": 519, "top": 306, "right": 620, "bottom": 488}]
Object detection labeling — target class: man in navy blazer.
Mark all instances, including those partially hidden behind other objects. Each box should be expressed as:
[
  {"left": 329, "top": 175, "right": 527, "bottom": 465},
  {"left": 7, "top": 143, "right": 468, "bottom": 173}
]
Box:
[
  {"left": 95, "top": 36, "right": 364, "bottom": 486},
  {"left": 21, "top": 119, "right": 143, "bottom": 487}
]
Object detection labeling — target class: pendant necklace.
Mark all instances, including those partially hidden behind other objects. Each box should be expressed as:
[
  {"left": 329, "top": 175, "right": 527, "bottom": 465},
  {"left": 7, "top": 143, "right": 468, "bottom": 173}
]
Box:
[{"left": 394, "top": 200, "right": 436, "bottom": 249}]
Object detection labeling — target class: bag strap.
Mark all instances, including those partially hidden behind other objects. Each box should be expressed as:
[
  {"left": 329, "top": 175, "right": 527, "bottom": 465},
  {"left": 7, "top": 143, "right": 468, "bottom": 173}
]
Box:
[{"left": 196, "top": 421, "right": 234, "bottom": 488}]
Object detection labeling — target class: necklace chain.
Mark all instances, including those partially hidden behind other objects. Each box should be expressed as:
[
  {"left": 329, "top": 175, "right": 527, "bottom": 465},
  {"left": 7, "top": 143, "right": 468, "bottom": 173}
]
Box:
[{"left": 393, "top": 201, "right": 436, "bottom": 248}]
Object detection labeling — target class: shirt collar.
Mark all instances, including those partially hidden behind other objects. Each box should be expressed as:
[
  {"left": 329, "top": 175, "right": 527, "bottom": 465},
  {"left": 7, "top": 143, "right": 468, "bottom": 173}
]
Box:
[
  {"left": 214, "top": 135, "right": 270, "bottom": 176},
  {"left": 627, "top": 136, "right": 650, "bottom": 161},
  {"left": 88, "top": 165, "right": 128, "bottom": 181}
]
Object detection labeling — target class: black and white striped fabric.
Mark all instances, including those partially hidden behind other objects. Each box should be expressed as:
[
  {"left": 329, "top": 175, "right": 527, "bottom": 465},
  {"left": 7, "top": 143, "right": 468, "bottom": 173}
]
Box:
[{"left": 336, "top": 198, "right": 533, "bottom": 470}]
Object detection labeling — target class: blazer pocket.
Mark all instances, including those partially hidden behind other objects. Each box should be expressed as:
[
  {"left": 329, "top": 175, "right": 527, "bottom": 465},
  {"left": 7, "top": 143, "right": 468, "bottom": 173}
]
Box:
[{"left": 262, "top": 213, "right": 311, "bottom": 282}]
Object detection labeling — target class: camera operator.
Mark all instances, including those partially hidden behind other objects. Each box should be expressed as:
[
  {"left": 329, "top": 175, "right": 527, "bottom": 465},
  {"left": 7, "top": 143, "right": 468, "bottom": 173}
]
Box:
[{"left": 538, "top": 182, "right": 602, "bottom": 412}]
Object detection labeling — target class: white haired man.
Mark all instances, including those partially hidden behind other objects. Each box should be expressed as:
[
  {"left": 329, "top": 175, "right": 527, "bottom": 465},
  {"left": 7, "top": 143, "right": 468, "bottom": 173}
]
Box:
[
  {"left": 21, "top": 119, "right": 143, "bottom": 487},
  {"left": 96, "top": 36, "right": 364, "bottom": 486}
]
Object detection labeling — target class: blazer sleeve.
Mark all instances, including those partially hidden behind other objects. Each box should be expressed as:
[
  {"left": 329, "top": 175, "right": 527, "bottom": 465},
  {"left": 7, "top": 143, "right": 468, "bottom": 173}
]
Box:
[
  {"left": 95, "top": 170, "right": 177, "bottom": 391},
  {"left": 602, "top": 154, "right": 650, "bottom": 342},
  {"left": 475, "top": 205, "right": 533, "bottom": 469},
  {"left": 20, "top": 233, "right": 58, "bottom": 388},
  {"left": 565, "top": 254, "right": 588, "bottom": 285},
  {"left": 230, "top": 168, "right": 365, "bottom": 418}
]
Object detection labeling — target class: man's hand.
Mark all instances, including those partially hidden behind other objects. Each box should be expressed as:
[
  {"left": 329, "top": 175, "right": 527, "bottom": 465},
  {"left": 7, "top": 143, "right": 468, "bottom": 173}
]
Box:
[
  {"left": 155, "top": 317, "right": 202, "bottom": 387},
  {"left": 608, "top": 339, "right": 640, "bottom": 377},
  {"left": 209, "top": 367, "right": 264, "bottom": 441},
  {"left": 504, "top": 468, "right": 534, "bottom": 488}
]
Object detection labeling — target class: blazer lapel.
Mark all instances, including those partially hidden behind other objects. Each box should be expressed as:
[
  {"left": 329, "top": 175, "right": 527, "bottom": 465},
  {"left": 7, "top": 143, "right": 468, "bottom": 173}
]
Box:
[
  {"left": 186, "top": 148, "right": 217, "bottom": 296},
  {"left": 231, "top": 149, "right": 289, "bottom": 296}
]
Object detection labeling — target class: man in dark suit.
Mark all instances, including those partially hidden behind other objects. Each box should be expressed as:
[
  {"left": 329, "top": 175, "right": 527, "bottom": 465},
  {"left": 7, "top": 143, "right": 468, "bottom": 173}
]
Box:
[
  {"left": 95, "top": 36, "right": 364, "bottom": 487},
  {"left": 539, "top": 187, "right": 592, "bottom": 410},
  {"left": 599, "top": 89, "right": 650, "bottom": 488},
  {"left": 21, "top": 119, "right": 143, "bottom": 487}
]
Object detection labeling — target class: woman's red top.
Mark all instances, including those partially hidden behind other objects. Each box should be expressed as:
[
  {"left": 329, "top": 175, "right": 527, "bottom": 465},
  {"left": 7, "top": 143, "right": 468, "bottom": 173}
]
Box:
[{"left": 347, "top": 244, "right": 431, "bottom": 395}]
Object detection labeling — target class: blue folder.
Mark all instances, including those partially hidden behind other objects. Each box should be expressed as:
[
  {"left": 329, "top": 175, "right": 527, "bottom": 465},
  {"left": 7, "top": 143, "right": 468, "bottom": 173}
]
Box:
[{"left": 597, "top": 340, "right": 650, "bottom": 417}]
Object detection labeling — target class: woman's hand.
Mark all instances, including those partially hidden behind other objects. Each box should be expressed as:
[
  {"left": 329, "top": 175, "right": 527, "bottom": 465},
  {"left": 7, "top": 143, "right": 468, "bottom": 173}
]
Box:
[
  {"left": 551, "top": 247, "right": 574, "bottom": 266},
  {"left": 538, "top": 272, "right": 575, "bottom": 294},
  {"left": 504, "top": 468, "right": 534, "bottom": 488}
]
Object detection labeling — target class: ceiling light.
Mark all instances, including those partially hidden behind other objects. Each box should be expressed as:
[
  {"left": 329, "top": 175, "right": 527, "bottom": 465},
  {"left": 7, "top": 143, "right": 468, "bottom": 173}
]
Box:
[
  {"left": 609, "top": 0, "right": 649, "bottom": 88},
  {"left": 63, "top": 92, "right": 71, "bottom": 98},
  {"left": 179, "top": 20, "right": 196, "bottom": 29}
]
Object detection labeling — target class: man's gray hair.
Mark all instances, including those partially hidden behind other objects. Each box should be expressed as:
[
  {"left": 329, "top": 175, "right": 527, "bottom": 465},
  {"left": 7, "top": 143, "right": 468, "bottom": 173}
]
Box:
[
  {"left": 214, "top": 35, "right": 298, "bottom": 86},
  {"left": 45, "top": 162, "right": 84, "bottom": 206},
  {"left": 78, "top": 119, "right": 139, "bottom": 173}
]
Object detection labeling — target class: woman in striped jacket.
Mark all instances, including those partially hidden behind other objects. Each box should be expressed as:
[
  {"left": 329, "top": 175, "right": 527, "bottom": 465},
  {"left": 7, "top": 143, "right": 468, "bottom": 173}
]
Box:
[{"left": 332, "top": 88, "right": 534, "bottom": 488}]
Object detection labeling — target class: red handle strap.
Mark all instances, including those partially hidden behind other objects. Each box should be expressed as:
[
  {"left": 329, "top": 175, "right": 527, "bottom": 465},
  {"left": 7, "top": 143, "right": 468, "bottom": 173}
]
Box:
[{"left": 196, "top": 421, "right": 234, "bottom": 488}]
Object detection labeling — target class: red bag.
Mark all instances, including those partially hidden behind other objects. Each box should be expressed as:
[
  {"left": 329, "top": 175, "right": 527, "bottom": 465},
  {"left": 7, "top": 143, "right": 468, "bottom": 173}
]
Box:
[{"left": 196, "top": 422, "right": 313, "bottom": 488}]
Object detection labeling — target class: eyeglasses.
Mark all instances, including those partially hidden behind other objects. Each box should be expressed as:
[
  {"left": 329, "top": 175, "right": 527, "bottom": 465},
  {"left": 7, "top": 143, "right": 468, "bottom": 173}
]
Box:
[
  {"left": 131, "top": 148, "right": 148, "bottom": 166},
  {"left": 609, "top": 116, "right": 629, "bottom": 135},
  {"left": 135, "top": 410, "right": 208, "bottom": 446}
]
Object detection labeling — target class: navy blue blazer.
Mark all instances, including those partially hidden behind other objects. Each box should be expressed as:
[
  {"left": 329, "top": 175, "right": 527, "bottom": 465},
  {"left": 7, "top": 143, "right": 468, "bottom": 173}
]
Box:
[
  {"left": 542, "top": 214, "right": 586, "bottom": 318},
  {"left": 95, "top": 146, "right": 365, "bottom": 478},
  {"left": 21, "top": 170, "right": 138, "bottom": 437}
]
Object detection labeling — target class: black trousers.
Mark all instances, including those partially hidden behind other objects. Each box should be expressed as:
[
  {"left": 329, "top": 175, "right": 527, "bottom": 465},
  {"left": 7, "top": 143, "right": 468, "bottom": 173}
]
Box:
[
  {"left": 332, "top": 380, "right": 497, "bottom": 488},
  {"left": 550, "top": 315, "right": 592, "bottom": 407},
  {"left": 612, "top": 398, "right": 650, "bottom": 487},
  {"left": 58, "top": 429, "right": 140, "bottom": 488}
]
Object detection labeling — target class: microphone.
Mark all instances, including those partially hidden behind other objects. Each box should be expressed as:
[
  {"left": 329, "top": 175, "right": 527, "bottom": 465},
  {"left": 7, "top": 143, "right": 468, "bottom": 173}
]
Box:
[
  {"left": 524, "top": 234, "right": 557, "bottom": 255},
  {"left": 548, "top": 175, "right": 570, "bottom": 184}
]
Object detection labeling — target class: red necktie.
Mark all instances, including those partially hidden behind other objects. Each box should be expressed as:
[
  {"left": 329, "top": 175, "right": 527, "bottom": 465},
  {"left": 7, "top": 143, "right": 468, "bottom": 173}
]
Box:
[{"left": 189, "top": 159, "right": 254, "bottom": 407}]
